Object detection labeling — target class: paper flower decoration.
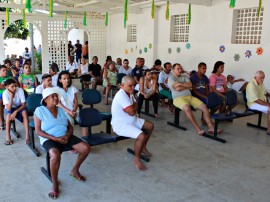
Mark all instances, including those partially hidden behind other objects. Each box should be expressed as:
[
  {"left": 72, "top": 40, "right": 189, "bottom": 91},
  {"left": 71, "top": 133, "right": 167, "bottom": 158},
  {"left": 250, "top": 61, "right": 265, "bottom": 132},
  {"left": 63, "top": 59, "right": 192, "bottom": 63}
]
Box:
[
  {"left": 219, "top": 45, "right": 225, "bottom": 53},
  {"left": 144, "top": 47, "right": 148, "bottom": 53},
  {"left": 125, "top": 49, "right": 128, "bottom": 54},
  {"left": 245, "top": 50, "right": 252, "bottom": 58},
  {"left": 186, "top": 43, "right": 191, "bottom": 49},
  {"left": 234, "top": 54, "right": 240, "bottom": 61},
  {"left": 256, "top": 47, "right": 263, "bottom": 55},
  {"left": 168, "top": 48, "right": 172, "bottom": 54},
  {"left": 139, "top": 49, "right": 142, "bottom": 54},
  {"left": 149, "top": 43, "right": 152, "bottom": 49},
  {"left": 176, "top": 47, "right": 181, "bottom": 53}
]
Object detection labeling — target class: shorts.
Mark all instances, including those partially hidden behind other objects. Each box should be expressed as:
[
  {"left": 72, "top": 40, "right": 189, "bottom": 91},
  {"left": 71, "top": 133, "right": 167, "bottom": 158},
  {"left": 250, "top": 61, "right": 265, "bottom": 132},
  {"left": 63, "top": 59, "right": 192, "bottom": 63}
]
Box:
[
  {"left": 42, "top": 135, "right": 82, "bottom": 153},
  {"left": 5, "top": 106, "right": 26, "bottom": 122},
  {"left": 173, "top": 95, "right": 203, "bottom": 110},
  {"left": 80, "top": 74, "right": 91, "bottom": 82},
  {"left": 249, "top": 103, "right": 269, "bottom": 114},
  {"left": 112, "top": 117, "right": 145, "bottom": 139},
  {"left": 159, "top": 89, "right": 172, "bottom": 100},
  {"left": 91, "top": 77, "right": 102, "bottom": 84}
]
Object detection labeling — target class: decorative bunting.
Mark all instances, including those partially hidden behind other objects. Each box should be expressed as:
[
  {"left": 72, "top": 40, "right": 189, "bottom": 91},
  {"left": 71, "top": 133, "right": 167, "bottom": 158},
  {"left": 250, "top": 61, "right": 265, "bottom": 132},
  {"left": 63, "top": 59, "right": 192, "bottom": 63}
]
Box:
[
  {"left": 257, "top": 0, "right": 262, "bottom": 17},
  {"left": 64, "top": 11, "right": 68, "bottom": 28},
  {"left": 124, "top": 0, "right": 128, "bottom": 28},
  {"left": 23, "top": 9, "right": 26, "bottom": 28},
  {"left": 25, "top": 0, "right": 32, "bottom": 13},
  {"left": 245, "top": 50, "right": 252, "bottom": 58},
  {"left": 256, "top": 47, "right": 263, "bottom": 55},
  {"left": 6, "top": 8, "right": 10, "bottom": 26},
  {"left": 49, "top": 0, "right": 54, "bottom": 17},
  {"left": 166, "top": 1, "right": 169, "bottom": 20},
  {"left": 188, "top": 4, "right": 191, "bottom": 24},
  {"left": 83, "top": 12, "right": 87, "bottom": 26},
  {"left": 229, "top": 0, "right": 236, "bottom": 8},
  {"left": 234, "top": 54, "right": 240, "bottom": 61},
  {"left": 105, "top": 12, "right": 108, "bottom": 26},
  {"left": 151, "top": 0, "right": 155, "bottom": 19}
]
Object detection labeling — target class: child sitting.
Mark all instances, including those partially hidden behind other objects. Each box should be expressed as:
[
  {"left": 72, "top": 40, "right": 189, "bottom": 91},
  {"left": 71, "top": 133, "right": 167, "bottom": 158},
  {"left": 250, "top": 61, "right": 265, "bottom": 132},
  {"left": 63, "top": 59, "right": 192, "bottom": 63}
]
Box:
[
  {"left": 2, "top": 79, "right": 30, "bottom": 145},
  {"left": 18, "top": 63, "right": 38, "bottom": 94},
  {"left": 103, "top": 62, "right": 118, "bottom": 105}
]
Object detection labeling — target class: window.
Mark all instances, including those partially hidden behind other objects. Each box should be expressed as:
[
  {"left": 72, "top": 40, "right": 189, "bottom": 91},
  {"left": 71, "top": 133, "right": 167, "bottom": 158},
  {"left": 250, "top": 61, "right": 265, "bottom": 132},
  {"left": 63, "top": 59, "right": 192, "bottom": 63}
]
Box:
[
  {"left": 170, "top": 14, "right": 189, "bottom": 42},
  {"left": 127, "top": 24, "right": 137, "bottom": 42},
  {"left": 231, "top": 7, "right": 264, "bottom": 44}
]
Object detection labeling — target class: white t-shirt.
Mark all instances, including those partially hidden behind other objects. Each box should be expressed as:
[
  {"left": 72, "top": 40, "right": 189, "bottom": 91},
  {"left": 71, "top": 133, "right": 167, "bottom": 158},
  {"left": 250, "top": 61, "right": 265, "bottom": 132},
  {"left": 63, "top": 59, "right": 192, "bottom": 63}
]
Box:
[
  {"left": 57, "top": 85, "right": 78, "bottom": 110},
  {"left": 22, "top": 51, "right": 31, "bottom": 59},
  {"left": 66, "top": 62, "right": 78, "bottom": 73},
  {"left": 35, "top": 84, "right": 45, "bottom": 94},
  {"left": 80, "top": 63, "right": 89, "bottom": 74},
  {"left": 3, "top": 87, "right": 26, "bottom": 108},
  {"left": 119, "top": 66, "right": 132, "bottom": 76},
  {"left": 111, "top": 89, "right": 137, "bottom": 128},
  {"left": 158, "top": 71, "right": 172, "bottom": 91},
  {"left": 52, "top": 73, "right": 59, "bottom": 87},
  {"left": 227, "top": 81, "right": 246, "bottom": 93}
]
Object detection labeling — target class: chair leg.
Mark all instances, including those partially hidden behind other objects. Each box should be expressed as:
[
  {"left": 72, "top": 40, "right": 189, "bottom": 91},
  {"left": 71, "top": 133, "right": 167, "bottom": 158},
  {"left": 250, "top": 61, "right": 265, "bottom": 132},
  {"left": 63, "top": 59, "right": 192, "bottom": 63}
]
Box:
[
  {"left": 167, "top": 107, "right": 187, "bottom": 130},
  {"left": 141, "top": 99, "right": 156, "bottom": 118},
  {"left": 202, "top": 120, "right": 226, "bottom": 143},
  {"left": 247, "top": 112, "right": 267, "bottom": 130},
  {"left": 27, "top": 127, "right": 40, "bottom": 157},
  {"left": 106, "top": 118, "right": 111, "bottom": 134},
  {"left": 10, "top": 120, "right": 20, "bottom": 138},
  {"left": 41, "top": 152, "right": 52, "bottom": 182}
]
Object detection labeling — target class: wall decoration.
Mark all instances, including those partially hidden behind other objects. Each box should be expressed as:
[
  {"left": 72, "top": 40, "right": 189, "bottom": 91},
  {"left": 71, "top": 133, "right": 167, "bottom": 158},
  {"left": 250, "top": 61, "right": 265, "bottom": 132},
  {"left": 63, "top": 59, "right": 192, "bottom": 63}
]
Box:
[
  {"left": 186, "top": 43, "right": 191, "bottom": 49},
  {"left": 257, "top": 0, "right": 262, "bottom": 17},
  {"left": 149, "top": 43, "right": 152, "bottom": 49},
  {"left": 188, "top": 4, "right": 191, "bottom": 25},
  {"left": 139, "top": 49, "right": 142, "bottom": 54},
  {"left": 151, "top": 0, "right": 155, "bottom": 19},
  {"left": 219, "top": 45, "right": 225, "bottom": 53},
  {"left": 144, "top": 47, "right": 148, "bottom": 53},
  {"left": 229, "top": 0, "right": 236, "bottom": 8},
  {"left": 64, "top": 11, "right": 68, "bottom": 28},
  {"left": 176, "top": 47, "right": 181, "bottom": 53},
  {"left": 234, "top": 54, "right": 240, "bottom": 61},
  {"left": 25, "top": 0, "right": 32, "bottom": 13},
  {"left": 124, "top": 0, "right": 128, "bottom": 28},
  {"left": 256, "top": 47, "right": 263, "bottom": 55},
  {"left": 125, "top": 49, "right": 128, "bottom": 54},
  {"left": 83, "top": 12, "right": 87, "bottom": 26},
  {"left": 166, "top": 1, "right": 169, "bottom": 20},
  {"left": 49, "top": 0, "right": 54, "bottom": 17},
  {"left": 105, "top": 12, "right": 108, "bottom": 26},
  {"left": 168, "top": 48, "right": 172, "bottom": 54},
  {"left": 23, "top": 9, "right": 26, "bottom": 28},
  {"left": 245, "top": 50, "right": 252, "bottom": 58},
  {"left": 6, "top": 8, "right": 10, "bottom": 26},
  {"left": 131, "top": 48, "right": 133, "bottom": 52}
]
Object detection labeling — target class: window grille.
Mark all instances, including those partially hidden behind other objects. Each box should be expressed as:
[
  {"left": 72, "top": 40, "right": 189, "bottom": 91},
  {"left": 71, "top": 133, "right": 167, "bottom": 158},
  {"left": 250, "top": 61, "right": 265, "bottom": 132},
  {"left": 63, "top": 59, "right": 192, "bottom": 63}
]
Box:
[
  {"left": 170, "top": 14, "right": 189, "bottom": 42},
  {"left": 127, "top": 24, "right": 137, "bottom": 42}
]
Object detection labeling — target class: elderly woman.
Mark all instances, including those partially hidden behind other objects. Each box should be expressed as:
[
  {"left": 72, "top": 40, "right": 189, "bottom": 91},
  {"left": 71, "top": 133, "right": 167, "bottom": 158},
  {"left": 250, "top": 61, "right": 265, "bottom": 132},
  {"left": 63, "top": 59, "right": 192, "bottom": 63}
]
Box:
[{"left": 34, "top": 87, "right": 90, "bottom": 199}]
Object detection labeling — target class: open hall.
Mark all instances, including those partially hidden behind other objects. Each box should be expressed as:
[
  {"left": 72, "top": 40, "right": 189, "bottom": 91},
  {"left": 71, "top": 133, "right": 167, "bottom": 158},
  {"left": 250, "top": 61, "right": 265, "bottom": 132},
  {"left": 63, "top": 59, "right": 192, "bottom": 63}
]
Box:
[{"left": 1, "top": 0, "right": 270, "bottom": 201}]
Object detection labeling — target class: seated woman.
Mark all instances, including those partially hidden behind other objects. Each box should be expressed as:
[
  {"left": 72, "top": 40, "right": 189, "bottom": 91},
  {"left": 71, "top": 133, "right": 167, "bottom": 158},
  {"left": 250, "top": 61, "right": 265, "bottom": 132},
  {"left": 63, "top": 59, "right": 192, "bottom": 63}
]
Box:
[
  {"left": 2, "top": 79, "right": 30, "bottom": 145},
  {"left": 209, "top": 61, "right": 234, "bottom": 113},
  {"left": 103, "top": 62, "right": 118, "bottom": 105},
  {"left": 34, "top": 87, "right": 90, "bottom": 199},
  {"left": 78, "top": 57, "right": 91, "bottom": 90},
  {"left": 137, "top": 69, "right": 160, "bottom": 118}
]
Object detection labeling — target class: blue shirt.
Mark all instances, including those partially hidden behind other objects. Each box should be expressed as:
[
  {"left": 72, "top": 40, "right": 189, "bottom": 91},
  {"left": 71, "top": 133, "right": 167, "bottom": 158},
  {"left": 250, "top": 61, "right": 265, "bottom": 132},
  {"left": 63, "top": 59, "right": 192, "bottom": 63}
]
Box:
[
  {"left": 34, "top": 106, "right": 69, "bottom": 145},
  {"left": 190, "top": 73, "right": 209, "bottom": 97},
  {"left": 131, "top": 66, "right": 144, "bottom": 81}
]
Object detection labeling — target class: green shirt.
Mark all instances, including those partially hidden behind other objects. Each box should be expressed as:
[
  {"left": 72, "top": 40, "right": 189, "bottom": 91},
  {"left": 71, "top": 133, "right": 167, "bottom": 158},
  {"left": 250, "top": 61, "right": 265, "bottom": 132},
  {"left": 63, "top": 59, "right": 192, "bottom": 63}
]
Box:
[{"left": 0, "top": 76, "right": 12, "bottom": 94}]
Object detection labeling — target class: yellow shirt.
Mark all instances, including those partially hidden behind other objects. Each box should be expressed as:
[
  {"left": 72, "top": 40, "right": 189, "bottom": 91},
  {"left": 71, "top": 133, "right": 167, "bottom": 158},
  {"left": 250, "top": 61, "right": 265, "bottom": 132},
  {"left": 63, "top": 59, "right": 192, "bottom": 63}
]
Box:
[{"left": 246, "top": 78, "right": 266, "bottom": 107}]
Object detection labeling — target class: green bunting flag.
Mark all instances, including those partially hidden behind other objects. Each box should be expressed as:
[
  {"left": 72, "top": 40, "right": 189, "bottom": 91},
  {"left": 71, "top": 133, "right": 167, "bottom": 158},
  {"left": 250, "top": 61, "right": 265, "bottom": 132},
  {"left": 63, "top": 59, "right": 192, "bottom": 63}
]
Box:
[
  {"left": 64, "top": 11, "right": 68, "bottom": 28},
  {"left": 229, "top": 0, "right": 236, "bottom": 8},
  {"left": 188, "top": 4, "right": 191, "bottom": 24},
  {"left": 83, "top": 12, "right": 87, "bottom": 26},
  {"left": 151, "top": 0, "right": 155, "bottom": 19},
  {"left": 105, "top": 12, "right": 108, "bottom": 26},
  {"left": 124, "top": 0, "right": 128, "bottom": 28},
  {"left": 257, "top": 0, "right": 262, "bottom": 17},
  {"left": 6, "top": 8, "right": 10, "bottom": 26},
  {"left": 25, "top": 0, "right": 32, "bottom": 13},
  {"left": 49, "top": 0, "right": 54, "bottom": 17},
  {"left": 166, "top": 1, "right": 169, "bottom": 20},
  {"left": 23, "top": 9, "right": 26, "bottom": 28}
]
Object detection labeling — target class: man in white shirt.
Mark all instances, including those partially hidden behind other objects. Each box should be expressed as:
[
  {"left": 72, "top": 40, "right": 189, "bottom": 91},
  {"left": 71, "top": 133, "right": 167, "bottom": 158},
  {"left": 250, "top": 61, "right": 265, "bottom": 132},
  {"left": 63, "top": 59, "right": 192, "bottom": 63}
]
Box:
[
  {"left": 66, "top": 56, "right": 78, "bottom": 76},
  {"left": 111, "top": 76, "right": 154, "bottom": 171},
  {"left": 36, "top": 74, "right": 53, "bottom": 94}
]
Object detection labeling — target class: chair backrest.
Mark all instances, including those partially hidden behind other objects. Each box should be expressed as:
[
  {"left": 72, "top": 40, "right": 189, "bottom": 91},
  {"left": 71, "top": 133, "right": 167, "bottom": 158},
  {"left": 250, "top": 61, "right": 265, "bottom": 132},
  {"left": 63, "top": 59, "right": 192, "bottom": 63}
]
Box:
[
  {"left": 206, "top": 92, "right": 222, "bottom": 109},
  {"left": 82, "top": 89, "right": 101, "bottom": 105},
  {"left": 79, "top": 108, "right": 102, "bottom": 127},
  {"left": 117, "top": 73, "right": 126, "bottom": 84},
  {"left": 226, "top": 90, "right": 238, "bottom": 107},
  {"left": 26, "top": 93, "right": 42, "bottom": 111}
]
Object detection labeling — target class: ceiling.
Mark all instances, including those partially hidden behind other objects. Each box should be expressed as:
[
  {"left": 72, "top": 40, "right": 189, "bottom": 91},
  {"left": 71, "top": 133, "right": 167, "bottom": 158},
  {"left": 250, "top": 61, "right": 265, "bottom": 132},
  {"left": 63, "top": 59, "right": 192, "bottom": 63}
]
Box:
[{"left": 0, "top": 0, "right": 213, "bottom": 17}]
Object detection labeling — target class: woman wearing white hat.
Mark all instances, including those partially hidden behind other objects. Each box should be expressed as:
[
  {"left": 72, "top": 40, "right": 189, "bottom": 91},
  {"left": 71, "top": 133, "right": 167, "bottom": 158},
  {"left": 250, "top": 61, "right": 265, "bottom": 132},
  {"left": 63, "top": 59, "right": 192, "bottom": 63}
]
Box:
[{"left": 34, "top": 87, "right": 90, "bottom": 199}]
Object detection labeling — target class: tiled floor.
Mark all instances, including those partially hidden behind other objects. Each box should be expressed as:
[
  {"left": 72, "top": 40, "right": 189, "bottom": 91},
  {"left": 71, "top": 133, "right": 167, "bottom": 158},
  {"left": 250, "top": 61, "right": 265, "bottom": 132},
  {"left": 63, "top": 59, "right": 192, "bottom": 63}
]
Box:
[{"left": 1, "top": 83, "right": 270, "bottom": 202}]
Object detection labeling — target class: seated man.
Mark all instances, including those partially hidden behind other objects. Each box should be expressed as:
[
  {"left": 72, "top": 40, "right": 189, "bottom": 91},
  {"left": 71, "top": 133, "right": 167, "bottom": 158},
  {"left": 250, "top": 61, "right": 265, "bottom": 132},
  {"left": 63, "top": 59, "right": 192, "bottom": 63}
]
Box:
[
  {"left": 36, "top": 74, "right": 53, "bottom": 94},
  {"left": 132, "top": 57, "right": 145, "bottom": 91},
  {"left": 66, "top": 56, "right": 78, "bottom": 77},
  {"left": 168, "top": 63, "right": 222, "bottom": 135},
  {"left": 111, "top": 76, "right": 154, "bottom": 171},
  {"left": 246, "top": 71, "right": 270, "bottom": 135},
  {"left": 88, "top": 56, "right": 102, "bottom": 90}
]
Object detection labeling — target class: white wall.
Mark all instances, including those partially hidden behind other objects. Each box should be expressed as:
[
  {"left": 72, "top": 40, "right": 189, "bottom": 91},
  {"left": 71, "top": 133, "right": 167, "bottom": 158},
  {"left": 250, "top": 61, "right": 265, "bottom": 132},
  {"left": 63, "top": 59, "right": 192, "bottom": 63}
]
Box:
[
  {"left": 68, "top": 29, "right": 85, "bottom": 45},
  {"left": 108, "top": 0, "right": 270, "bottom": 89}
]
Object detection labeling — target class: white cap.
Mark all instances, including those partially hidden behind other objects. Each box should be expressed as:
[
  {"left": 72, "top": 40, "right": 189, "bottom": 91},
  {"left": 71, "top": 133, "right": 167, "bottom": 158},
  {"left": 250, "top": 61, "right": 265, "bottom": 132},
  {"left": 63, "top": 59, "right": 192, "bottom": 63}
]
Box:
[{"left": 41, "top": 87, "right": 62, "bottom": 105}]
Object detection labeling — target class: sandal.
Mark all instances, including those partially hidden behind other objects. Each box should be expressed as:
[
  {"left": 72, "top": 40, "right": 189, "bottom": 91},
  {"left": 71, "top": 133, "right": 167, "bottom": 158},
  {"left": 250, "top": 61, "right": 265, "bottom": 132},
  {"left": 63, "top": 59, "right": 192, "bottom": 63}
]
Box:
[
  {"left": 0, "top": 126, "right": 5, "bottom": 131},
  {"left": 5, "top": 140, "right": 13, "bottom": 145},
  {"left": 70, "top": 173, "right": 86, "bottom": 182},
  {"left": 208, "top": 129, "right": 223, "bottom": 134},
  {"left": 48, "top": 191, "right": 59, "bottom": 199},
  {"left": 198, "top": 130, "right": 206, "bottom": 136},
  {"left": 155, "top": 114, "right": 160, "bottom": 118}
]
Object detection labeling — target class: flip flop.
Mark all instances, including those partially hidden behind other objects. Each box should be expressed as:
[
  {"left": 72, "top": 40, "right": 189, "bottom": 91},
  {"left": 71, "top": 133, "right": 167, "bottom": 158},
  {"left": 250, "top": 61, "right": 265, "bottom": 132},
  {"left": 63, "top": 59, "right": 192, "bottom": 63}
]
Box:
[
  {"left": 208, "top": 129, "right": 223, "bottom": 134},
  {"left": 48, "top": 191, "right": 59, "bottom": 199},
  {"left": 70, "top": 173, "right": 86, "bottom": 182},
  {"left": 198, "top": 130, "right": 206, "bottom": 136},
  {"left": 5, "top": 140, "right": 13, "bottom": 145}
]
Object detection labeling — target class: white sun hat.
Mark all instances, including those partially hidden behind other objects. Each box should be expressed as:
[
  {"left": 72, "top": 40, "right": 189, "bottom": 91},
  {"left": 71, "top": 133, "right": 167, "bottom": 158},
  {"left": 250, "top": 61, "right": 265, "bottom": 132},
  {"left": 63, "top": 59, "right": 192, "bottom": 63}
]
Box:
[{"left": 40, "top": 87, "right": 62, "bottom": 105}]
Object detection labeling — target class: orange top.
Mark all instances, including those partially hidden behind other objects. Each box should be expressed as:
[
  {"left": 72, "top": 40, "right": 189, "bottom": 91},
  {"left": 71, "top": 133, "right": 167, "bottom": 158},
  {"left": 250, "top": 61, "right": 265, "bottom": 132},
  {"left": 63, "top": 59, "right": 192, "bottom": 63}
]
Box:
[{"left": 82, "top": 45, "right": 88, "bottom": 56}]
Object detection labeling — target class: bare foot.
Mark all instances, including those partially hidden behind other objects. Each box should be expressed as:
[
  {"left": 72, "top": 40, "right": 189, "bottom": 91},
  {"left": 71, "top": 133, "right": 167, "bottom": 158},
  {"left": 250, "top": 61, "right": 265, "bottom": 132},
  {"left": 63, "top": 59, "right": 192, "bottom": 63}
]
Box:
[
  {"left": 134, "top": 159, "right": 147, "bottom": 171},
  {"left": 142, "top": 149, "right": 153, "bottom": 157}
]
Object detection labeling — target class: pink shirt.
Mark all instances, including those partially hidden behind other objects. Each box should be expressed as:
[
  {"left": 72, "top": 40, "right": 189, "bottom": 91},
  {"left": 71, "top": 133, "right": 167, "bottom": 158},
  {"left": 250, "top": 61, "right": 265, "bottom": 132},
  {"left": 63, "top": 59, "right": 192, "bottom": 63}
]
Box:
[{"left": 209, "top": 74, "right": 227, "bottom": 93}]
